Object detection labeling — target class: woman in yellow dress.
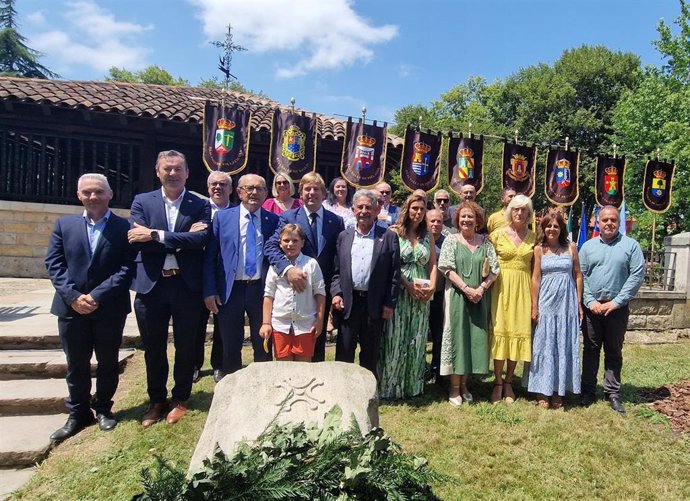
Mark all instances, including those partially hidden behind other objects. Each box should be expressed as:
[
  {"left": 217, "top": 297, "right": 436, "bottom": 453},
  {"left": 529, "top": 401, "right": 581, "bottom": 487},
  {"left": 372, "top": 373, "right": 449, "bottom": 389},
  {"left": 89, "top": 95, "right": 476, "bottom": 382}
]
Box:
[{"left": 489, "top": 194, "right": 535, "bottom": 403}]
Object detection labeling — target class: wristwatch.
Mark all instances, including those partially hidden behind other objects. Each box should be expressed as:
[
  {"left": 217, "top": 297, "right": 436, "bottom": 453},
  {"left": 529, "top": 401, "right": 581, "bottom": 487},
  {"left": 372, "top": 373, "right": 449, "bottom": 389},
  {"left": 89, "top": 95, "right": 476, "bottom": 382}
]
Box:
[{"left": 150, "top": 230, "right": 160, "bottom": 242}]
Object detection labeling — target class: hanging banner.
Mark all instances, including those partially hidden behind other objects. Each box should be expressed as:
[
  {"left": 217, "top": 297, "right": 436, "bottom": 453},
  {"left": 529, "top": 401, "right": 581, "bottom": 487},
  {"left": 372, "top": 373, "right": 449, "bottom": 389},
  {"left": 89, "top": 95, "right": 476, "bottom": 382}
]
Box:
[
  {"left": 400, "top": 127, "right": 442, "bottom": 192},
  {"left": 268, "top": 109, "right": 317, "bottom": 180},
  {"left": 544, "top": 148, "right": 579, "bottom": 206},
  {"left": 642, "top": 158, "right": 675, "bottom": 213},
  {"left": 202, "top": 102, "right": 251, "bottom": 174},
  {"left": 502, "top": 141, "right": 536, "bottom": 196},
  {"left": 448, "top": 134, "right": 484, "bottom": 196},
  {"left": 340, "top": 118, "right": 387, "bottom": 188},
  {"left": 594, "top": 154, "right": 626, "bottom": 208}
]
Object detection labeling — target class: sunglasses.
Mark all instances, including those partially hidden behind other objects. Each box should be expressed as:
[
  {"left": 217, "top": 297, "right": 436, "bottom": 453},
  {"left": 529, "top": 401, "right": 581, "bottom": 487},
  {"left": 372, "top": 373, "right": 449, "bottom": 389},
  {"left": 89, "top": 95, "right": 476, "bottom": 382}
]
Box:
[
  {"left": 379, "top": 190, "right": 391, "bottom": 195},
  {"left": 435, "top": 198, "right": 449, "bottom": 203},
  {"left": 275, "top": 180, "right": 290, "bottom": 186},
  {"left": 210, "top": 182, "right": 229, "bottom": 187}
]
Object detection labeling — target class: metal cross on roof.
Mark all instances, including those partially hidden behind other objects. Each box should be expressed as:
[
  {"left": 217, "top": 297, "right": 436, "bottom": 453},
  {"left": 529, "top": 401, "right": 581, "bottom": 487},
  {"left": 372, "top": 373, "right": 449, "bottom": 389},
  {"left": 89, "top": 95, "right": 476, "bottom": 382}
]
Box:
[{"left": 211, "top": 24, "right": 247, "bottom": 91}]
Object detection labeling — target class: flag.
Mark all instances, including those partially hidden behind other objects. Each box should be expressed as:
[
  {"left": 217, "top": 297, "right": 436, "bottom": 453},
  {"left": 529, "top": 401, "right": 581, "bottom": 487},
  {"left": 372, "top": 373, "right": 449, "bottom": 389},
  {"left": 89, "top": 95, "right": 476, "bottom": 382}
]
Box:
[
  {"left": 577, "top": 201, "right": 588, "bottom": 251},
  {"left": 202, "top": 101, "right": 251, "bottom": 174},
  {"left": 502, "top": 141, "right": 537, "bottom": 196},
  {"left": 595, "top": 154, "right": 625, "bottom": 208},
  {"left": 591, "top": 207, "right": 600, "bottom": 239},
  {"left": 448, "top": 134, "right": 484, "bottom": 196},
  {"left": 566, "top": 208, "right": 574, "bottom": 241},
  {"left": 642, "top": 159, "right": 675, "bottom": 213},
  {"left": 620, "top": 200, "right": 627, "bottom": 236},
  {"left": 544, "top": 148, "right": 579, "bottom": 206},
  {"left": 400, "top": 127, "right": 443, "bottom": 192},
  {"left": 341, "top": 118, "right": 387, "bottom": 188},
  {"left": 269, "top": 109, "right": 317, "bottom": 180}
]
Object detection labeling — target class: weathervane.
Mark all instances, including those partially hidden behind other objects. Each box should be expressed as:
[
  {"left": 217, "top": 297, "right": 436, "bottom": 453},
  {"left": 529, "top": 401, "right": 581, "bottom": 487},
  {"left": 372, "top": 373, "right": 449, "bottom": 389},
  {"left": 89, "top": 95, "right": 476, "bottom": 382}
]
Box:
[{"left": 211, "top": 24, "right": 247, "bottom": 93}]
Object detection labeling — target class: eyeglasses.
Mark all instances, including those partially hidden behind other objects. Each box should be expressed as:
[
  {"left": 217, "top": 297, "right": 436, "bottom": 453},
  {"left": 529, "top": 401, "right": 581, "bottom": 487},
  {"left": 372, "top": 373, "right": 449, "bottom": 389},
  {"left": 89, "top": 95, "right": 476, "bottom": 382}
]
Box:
[
  {"left": 435, "top": 198, "right": 449, "bottom": 204},
  {"left": 275, "top": 180, "right": 290, "bottom": 186},
  {"left": 379, "top": 190, "right": 391, "bottom": 195},
  {"left": 210, "top": 181, "right": 229, "bottom": 187},
  {"left": 239, "top": 185, "right": 266, "bottom": 193}
]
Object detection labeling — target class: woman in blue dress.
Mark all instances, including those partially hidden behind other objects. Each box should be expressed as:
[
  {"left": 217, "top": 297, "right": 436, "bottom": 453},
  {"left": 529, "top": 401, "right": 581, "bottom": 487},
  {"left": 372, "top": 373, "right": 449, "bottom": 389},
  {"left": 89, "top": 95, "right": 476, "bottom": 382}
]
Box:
[{"left": 528, "top": 209, "right": 583, "bottom": 409}]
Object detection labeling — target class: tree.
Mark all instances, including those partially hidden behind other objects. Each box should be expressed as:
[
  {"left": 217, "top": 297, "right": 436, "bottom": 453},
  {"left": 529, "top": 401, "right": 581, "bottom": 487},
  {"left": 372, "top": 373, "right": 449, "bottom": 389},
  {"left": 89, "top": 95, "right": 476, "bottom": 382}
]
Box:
[
  {"left": 0, "top": 0, "right": 57, "bottom": 78},
  {"left": 105, "top": 65, "right": 189, "bottom": 86},
  {"left": 198, "top": 75, "right": 268, "bottom": 98}
]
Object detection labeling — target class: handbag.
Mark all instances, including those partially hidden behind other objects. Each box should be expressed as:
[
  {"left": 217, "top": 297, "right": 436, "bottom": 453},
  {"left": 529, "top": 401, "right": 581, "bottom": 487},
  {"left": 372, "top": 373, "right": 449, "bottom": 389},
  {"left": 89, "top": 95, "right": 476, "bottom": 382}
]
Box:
[{"left": 481, "top": 237, "right": 491, "bottom": 278}]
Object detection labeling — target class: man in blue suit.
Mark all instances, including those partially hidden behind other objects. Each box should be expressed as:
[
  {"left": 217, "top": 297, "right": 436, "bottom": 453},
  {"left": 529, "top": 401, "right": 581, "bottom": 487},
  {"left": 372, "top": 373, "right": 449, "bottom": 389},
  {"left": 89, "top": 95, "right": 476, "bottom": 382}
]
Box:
[
  {"left": 203, "top": 173, "right": 279, "bottom": 375},
  {"left": 375, "top": 181, "right": 400, "bottom": 225},
  {"left": 265, "top": 172, "right": 345, "bottom": 362},
  {"left": 127, "top": 150, "right": 211, "bottom": 427},
  {"left": 45, "top": 173, "right": 134, "bottom": 441}
]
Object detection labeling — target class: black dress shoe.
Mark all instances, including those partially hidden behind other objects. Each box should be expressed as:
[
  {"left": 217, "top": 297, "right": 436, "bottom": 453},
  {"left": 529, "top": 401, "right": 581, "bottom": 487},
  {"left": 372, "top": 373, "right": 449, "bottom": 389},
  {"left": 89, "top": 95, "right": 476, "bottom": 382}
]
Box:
[
  {"left": 96, "top": 412, "right": 118, "bottom": 431},
  {"left": 213, "top": 369, "right": 224, "bottom": 383},
  {"left": 49, "top": 415, "right": 95, "bottom": 442},
  {"left": 580, "top": 393, "right": 596, "bottom": 407},
  {"left": 609, "top": 395, "right": 626, "bottom": 414},
  {"left": 192, "top": 368, "right": 201, "bottom": 383}
]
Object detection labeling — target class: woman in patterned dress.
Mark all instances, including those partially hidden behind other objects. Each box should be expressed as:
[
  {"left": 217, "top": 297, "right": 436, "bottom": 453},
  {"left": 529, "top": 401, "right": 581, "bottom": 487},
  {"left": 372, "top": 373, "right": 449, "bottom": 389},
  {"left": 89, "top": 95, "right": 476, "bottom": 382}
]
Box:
[
  {"left": 529, "top": 209, "right": 583, "bottom": 409},
  {"left": 438, "top": 201, "right": 500, "bottom": 405},
  {"left": 378, "top": 193, "right": 437, "bottom": 399},
  {"left": 489, "top": 194, "right": 535, "bottom": 404},
  {"left": 322, "top": 177, "right": 356, "bottom": 229}
]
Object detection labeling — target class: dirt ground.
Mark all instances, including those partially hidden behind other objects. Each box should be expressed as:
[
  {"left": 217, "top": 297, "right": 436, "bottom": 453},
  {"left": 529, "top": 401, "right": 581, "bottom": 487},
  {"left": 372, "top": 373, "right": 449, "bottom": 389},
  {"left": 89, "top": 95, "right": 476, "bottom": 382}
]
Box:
[{"left": 644, "top": 379, "right": 690, "bottom": 434}]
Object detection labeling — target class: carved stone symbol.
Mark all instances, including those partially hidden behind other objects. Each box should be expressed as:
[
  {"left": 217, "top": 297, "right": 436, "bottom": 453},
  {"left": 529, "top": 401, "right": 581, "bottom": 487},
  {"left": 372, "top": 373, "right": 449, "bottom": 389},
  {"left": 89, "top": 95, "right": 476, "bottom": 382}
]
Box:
[{"left": 275, "top": 377, "right": 325, "bottom": 411}]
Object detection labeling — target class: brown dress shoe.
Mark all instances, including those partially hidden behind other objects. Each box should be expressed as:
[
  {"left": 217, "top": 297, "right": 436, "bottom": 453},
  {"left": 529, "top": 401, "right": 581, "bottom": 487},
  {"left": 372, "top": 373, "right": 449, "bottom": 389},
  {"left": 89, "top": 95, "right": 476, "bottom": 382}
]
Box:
[
  {"left": 142, "top": 403, "right": 168, "bottom": 428},
  {"left": 166, "top": 401, "right": 188, "bottom": 424}
]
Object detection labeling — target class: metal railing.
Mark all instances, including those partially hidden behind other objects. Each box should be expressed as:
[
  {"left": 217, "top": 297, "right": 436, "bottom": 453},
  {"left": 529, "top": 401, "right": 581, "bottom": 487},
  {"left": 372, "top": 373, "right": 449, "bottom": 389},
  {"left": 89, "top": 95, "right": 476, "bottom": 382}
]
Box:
[{"left": 642, "top": 251, "right": 676, "bottom": 290}]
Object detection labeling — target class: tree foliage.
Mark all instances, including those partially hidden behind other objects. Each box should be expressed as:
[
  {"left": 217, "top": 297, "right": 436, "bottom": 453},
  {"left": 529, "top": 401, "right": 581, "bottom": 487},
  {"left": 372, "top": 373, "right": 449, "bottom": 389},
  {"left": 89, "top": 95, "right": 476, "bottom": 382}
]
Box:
[
  {"left": 0, "top": 0, "right": 57, "bottom": 78},
  {"left": 105, "top": 66, "right": 190, "bottom": 86}
]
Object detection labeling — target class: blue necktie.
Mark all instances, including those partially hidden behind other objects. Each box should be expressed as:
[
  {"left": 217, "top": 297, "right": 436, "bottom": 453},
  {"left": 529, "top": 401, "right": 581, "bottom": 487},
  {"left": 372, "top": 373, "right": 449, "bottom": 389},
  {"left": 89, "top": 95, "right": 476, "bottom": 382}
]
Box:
[
  {"left": 309, "top": 212, "right": 318, "bottom": 253},
  {"left": 245, "top": 213, "right": 257, "bottom": 277}
]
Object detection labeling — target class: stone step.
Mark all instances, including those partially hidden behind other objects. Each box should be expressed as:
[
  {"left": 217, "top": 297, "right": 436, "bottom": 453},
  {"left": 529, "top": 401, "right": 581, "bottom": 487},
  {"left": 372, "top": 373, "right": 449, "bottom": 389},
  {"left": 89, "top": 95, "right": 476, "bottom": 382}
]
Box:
[
  {"left": 0, "top": 349, "right": 135, "bottom": 380},
  {"left": 0, "top": 467, "right": 36, "bottom": 499},
  {"left": 0, "top": 378, "right": 95, "bottom": 416},
  {"left": 0, "top": 414, "right": 67, "bottom": 467}
]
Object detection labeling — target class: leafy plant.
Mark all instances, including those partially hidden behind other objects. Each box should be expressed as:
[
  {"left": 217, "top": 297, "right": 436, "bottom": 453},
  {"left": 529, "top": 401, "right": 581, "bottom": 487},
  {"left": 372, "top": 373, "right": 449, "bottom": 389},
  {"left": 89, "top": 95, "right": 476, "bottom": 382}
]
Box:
[{"left": 133, "top": 405, "right": 444, "bottom": 500}]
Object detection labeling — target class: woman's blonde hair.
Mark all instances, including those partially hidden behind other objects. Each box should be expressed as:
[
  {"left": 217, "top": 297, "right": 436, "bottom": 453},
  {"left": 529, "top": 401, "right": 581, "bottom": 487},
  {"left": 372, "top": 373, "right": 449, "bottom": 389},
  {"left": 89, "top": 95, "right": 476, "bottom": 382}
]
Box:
[
  {"left": 271, "top": 172, "right": 296, "bottom": 198},
  {"left": 503, "top": 194, "right": 534, "bottom": 222}
]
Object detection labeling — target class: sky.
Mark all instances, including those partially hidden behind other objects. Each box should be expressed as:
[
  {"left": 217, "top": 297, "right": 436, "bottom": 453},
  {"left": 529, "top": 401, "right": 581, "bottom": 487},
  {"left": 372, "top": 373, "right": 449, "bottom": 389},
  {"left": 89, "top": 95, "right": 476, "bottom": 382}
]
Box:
[{"left": 17, "top": 0, "right": 683, "bottom": 124}]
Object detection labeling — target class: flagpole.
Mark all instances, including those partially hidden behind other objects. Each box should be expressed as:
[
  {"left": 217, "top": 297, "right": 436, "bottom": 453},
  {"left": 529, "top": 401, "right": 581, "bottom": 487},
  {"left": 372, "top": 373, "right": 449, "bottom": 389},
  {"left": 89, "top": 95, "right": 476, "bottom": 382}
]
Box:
[{"left": 651, "top": 214, "right": 656, "bottom": 255}]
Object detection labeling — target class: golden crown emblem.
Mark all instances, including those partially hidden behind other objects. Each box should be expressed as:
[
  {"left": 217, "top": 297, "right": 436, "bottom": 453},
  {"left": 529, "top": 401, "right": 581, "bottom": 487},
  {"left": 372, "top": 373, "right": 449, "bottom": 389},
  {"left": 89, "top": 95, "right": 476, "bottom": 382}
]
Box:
[
  {"left": 458, "top": 147, "right": 473, "bottom": 158},
  {"left": 216, "top": 118, "right": 236, "bottom": 130},
  {"left": 604, "top": 166, "right": 618, "bottom": 175},
  {"left": 413, "top": 142, "right": 432, "bottom": 154},
  {"left": 356, "top": 135, "right": 376, "bottom": 147},
  {"left": 653, "top": 169, "right": 667, "bottom": 179},
  {"left": 556, "top": 158, "right": 570, "bottom": 168}
]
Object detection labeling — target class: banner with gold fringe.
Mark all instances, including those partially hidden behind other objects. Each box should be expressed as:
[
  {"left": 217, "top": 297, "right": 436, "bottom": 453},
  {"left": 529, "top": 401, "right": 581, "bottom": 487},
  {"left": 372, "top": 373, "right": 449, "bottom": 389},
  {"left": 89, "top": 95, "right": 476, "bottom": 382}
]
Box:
[
  {"left": 202, "top": 102, "right": 251, "bottom": 174},
  {"left": 594, "top": 154, "right": 626, "bottom": 208},
  {"left": 544, "top": 148, "right": 579, "bottom": 206},
  {"left": 502, "top": 141, "right": 536, "bottom": 196},
  {"left": 448, "top": 134, "right": 484, "bottom": 196},
  {"left": 340, "top": 118, "right": 387, "bottom": 188},
  {"left": 268, "top": 109, "right": 317, "bottom": 180},
  {"left": 400, "top": 127, "right": 442, "bottom": 192},
  {"left": 642, "top": 158, "right": 675, "bottom": 213}
]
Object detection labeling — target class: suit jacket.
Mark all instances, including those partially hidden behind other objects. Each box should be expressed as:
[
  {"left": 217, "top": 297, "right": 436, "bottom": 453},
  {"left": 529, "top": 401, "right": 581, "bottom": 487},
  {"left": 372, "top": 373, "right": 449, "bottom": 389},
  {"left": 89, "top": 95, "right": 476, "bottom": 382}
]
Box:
[
  {"left": 265, "top": 206, "right": 344, "bottom": 287},
  {"left": 130, "top": 189, "right": 211, "bottom": 294},
  {"left": 330, "top": 225, "right": 400, "bottom": 320},
  {"left": 203, "top": 205, "right": 279, "bottom": 303},
  {"left": 388, "top": 204, "right": 401, "bottom": 225},
  {"left": 45, "top": 212, "right": 134, "bottom": 319}
]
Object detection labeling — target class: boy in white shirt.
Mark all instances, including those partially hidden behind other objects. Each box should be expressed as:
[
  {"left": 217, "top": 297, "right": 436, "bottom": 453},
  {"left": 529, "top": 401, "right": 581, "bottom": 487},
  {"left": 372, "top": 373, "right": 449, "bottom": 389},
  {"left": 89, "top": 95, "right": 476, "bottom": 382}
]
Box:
[{"left": 260, "top": 224, "right": 326, "bottom": 361}]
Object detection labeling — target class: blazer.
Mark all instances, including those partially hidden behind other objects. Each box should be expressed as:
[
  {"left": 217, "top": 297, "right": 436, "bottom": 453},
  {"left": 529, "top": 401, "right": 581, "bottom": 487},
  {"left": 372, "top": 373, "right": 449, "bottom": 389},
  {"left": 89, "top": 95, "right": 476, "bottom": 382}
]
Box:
[
  {"left": 330, "top": 225, "right": 401, "bottom": 320},
  {"left": 202, "top": 205, "right": 279, "bottom": 303},
  {"left": 45, "top": 212, "right": 134, "bottom": 319},
  {"left": 388, "top": 204, "right": 401, "bottom": 225},
  {"left": 264, "top": 205, "right": 344, "bottom": 287},
  {"left": 130, "top": 189, "right": 211, "bottom": 294}
]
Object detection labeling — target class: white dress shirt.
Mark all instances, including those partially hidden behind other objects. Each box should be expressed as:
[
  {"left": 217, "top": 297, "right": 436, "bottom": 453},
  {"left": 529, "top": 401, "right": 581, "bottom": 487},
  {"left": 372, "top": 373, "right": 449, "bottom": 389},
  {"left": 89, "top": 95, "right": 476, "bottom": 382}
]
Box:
[
  {"left": 159, "top": 187, "right": 185, "bottom": 270},
  {"left": 236, "top": 204, "right": 262, "bottom": 281},
  {"left": 350, "top": 225, "right": 375, "bottom": 291},
  {"left": 302, "top": 205, "right": 324, "bottom": 254}
]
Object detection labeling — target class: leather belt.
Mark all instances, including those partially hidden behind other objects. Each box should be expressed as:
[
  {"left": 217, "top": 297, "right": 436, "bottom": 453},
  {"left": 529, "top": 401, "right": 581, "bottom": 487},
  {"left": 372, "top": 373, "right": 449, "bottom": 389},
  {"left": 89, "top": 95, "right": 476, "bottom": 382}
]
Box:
[
  {"left": 161, "top": 269, "right": 180, "bottom": 277},
  {"left": 235, "top": 279, "right": 261, "bottom": 284},
  {"left": 353, "top": 290, "right": 368, "bottom": 298}
]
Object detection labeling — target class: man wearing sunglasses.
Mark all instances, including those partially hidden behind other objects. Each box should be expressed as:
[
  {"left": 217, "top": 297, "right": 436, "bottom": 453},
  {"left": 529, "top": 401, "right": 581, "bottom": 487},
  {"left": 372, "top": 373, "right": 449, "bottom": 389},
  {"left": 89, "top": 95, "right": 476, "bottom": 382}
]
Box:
[
  {"left": 433, "top": 189, "right": 456, "bottom": 234},
  {"left": 375, "top": 182, "right": 400, "bottom": 225}
]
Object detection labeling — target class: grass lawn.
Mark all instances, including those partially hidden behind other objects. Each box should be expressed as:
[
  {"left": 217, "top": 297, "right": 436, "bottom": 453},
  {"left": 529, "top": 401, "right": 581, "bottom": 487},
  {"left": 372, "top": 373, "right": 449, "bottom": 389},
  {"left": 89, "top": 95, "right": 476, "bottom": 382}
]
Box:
[{"left": 13, "top": 340, "right": 690, "bottom": 500}]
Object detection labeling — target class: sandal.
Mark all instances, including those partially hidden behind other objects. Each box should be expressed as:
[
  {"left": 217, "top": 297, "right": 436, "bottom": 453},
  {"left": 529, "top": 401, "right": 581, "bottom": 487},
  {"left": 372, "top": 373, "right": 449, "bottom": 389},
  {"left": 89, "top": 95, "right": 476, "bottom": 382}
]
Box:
[
  {"left": 536, "top": 395, "right": 550, "bottom": 409},
  {"left": 491, "top": 381, "right": 503, "bottom": 404},
  {"left": 503, "top": 381, "right": 516, "bottom": 404},
  {"left": 551, "top": 396, "right": 563, "bottom": 410}
]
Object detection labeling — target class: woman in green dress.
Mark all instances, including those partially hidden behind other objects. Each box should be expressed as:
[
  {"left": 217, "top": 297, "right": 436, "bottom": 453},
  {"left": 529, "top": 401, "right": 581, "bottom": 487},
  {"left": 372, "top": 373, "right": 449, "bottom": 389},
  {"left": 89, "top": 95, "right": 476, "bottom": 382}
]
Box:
[
  {"left": 439, "top": 201, "right": 500, "bottom": 405},
  {"left": 378, "top": 193, "right": 437, "bottom": 399}
]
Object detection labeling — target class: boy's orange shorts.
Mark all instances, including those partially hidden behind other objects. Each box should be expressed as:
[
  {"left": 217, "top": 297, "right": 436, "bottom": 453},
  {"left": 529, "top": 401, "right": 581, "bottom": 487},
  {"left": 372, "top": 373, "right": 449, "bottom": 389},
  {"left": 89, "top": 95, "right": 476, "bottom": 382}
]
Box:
[{"left": 272, "top": 329, "right": 315, "bottom": 359}]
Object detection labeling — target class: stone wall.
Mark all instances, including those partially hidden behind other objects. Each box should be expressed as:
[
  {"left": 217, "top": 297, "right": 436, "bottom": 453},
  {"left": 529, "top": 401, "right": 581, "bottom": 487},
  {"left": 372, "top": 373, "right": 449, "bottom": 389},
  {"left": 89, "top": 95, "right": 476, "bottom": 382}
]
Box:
[
  {"left": 628, "top": 290, "right": 689, "bottom": 339},
  {"left": 0, "top": 201, "right": 129, "bottom": 278}
]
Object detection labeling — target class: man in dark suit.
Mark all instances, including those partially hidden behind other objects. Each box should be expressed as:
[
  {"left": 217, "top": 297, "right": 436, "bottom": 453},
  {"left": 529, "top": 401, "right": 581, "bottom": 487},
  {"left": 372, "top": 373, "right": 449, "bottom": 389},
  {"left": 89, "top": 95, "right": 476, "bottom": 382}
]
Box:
[
  {"left": 203, "top": 173, "right": 279, "bottom": 375},
  {"left": 45, "top": 173, "right": 134, "bottom": 441},
  {"left": 331, "top": 189, "right": 400, "bottom": 376},
  {"left": 127, "top": 150, "right": 211, "bottom": 427},
  {"left": 265, "top": 172, "right": 345, "bottom": 362}
]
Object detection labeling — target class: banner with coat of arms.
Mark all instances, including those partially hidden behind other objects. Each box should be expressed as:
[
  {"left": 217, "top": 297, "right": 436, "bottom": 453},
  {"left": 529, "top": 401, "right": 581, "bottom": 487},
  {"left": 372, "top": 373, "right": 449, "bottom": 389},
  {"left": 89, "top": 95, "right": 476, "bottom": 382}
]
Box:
[
  {"left": 202, "top": 102, "right": 251, "bottom": 174},
  {"left": 340, "top": 118, "right": 387, "bottom": 188},
  {"left": 544, "top": 148, "right": 579, "bottom": 206},
  {"left": 268, "top": 109, "right": 317, "bottom": 180},
  {"left": 400, "top": 127, "right": 443, "bottom": 192},
  {"left": 594, "top": 154, "right": 626, "bottom": 208},
  {"left": 448, "top": 134, "right": 484, "bottom": 196},
  {"left": 642, "top": 159, "right": 675, "bottom": 213},
  {"left": 502, "top": 141, "right": 536, "bottom": 197}
]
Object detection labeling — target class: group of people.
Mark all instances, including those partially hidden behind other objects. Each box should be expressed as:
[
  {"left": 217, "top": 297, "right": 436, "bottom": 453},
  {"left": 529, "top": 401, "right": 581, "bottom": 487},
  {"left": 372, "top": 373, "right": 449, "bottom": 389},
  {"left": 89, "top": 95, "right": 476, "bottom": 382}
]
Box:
[{"left": 44, "top": 150, "right": 645, "bottom": 443}]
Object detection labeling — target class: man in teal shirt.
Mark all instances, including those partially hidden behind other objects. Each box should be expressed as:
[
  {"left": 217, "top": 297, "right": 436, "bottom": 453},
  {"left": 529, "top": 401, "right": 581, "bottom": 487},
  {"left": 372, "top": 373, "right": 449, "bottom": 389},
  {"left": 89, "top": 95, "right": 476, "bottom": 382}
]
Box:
[{"left": 579, "top": 206, "right": 645, "bottom": 413}]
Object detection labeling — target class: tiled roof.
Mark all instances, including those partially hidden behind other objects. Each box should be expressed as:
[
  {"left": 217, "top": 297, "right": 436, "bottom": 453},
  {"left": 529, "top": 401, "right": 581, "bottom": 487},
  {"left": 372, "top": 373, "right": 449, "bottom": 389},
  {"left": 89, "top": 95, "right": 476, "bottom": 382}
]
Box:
[{"left": 0, "top": 77, "right": 402, "bottom": 146}]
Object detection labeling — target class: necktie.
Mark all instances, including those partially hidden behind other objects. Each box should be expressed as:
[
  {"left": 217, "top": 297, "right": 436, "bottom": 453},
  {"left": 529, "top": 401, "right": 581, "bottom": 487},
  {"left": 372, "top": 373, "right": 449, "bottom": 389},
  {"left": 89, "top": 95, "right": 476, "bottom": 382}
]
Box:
[
  {"left": 309, "top": 212, "right": 318, "bottom": 253},
  {"left": 245, "top": 213, "right": 257, "bottom": 277}
]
